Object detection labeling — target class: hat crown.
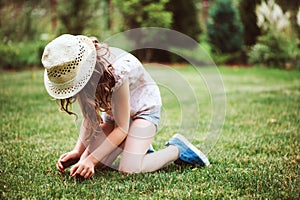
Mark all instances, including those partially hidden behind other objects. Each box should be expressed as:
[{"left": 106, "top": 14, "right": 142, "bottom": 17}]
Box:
[
  {"left": 42, "top": 34, "right": 97, "bottom": 99},
  {"left": 42, "top": 34, "right": 80, "bottom": 69}
]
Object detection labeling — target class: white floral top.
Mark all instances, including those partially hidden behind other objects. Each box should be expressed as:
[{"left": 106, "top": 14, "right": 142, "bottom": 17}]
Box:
[{"left": 104, "top": 47, "right": 162, "bottom": 119}]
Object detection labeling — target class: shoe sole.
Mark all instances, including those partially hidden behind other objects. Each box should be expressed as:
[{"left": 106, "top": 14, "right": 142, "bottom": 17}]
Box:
[{"left": 174, "top": 134, "right": 210, "bottom": 166}]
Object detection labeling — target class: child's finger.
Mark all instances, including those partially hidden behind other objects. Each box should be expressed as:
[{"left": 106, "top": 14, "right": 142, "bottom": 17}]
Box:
[
  {"left": 60, "top": 153, "right": 70, "bottom": 162},
  {"left": 57, "top": 160, "right": 65, "bottom": 171},
  {"left": 59, "top": 152, "right": 68, "bottom": 159},
  {"left": 80, "top": 169, "right": 88, "bottom": 177},
  {"left": 84, "top": 171, "right": 93, "bottom": 179},
  {"left": 70, "top": 164, "right": 81, "bottom": 177},
  {"left": 69, "top": 164, "right": 77, "bottom": 176},
  {"left": 56, "top": 162, "right": 65, "bottom": 173},
  {"left": 57, "top": 155, "right": 68, "bottom": 172}
]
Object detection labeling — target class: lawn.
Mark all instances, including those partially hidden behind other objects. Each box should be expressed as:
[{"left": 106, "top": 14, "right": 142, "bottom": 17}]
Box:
[{"left": 0, "top": 66, "right": 299, "bottom": 199}]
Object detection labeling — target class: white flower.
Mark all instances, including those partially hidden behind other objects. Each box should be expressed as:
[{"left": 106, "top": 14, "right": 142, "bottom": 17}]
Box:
[
  {"left": 256, "top": 0, "right": 291, "bottom": 32},
  {"left": 256, "top": 1, "right": 269, "bottom": 30},
  {"left": 276, "top": 15, "right": 289, "bottom": 31},
  {"left": 271, "top": 4, "right": 283, "bottom": 23}
]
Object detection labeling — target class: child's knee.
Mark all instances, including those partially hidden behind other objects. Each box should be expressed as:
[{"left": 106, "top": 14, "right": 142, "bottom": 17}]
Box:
[
  {"left": 118, "top": 155, "right": 144, "bottom": 173},
  {"left": 119, "top": 164, "right": 142, "bottom": 174}
]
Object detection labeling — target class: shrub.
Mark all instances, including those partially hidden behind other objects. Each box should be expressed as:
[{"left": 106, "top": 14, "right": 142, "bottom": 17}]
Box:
[
  {"left": 206, "top": 0, "right": 244, "bottom": 54},
  {"left": 113, "top": 0, "right": 172, "bottom": 62},
  {"left": 113, "top": 0, "right": 172, "bottom": 29},
  {"left": 248, "top": 32, "right": 300, "bottom": 69},
  {"left": 0, "top": 40, "right": 47, "bottom": 70},
  {"left": 248, "top": 0, "right": 300, "bottom": 69},
  {"left": 57, "top": 0, "right": 102, "bottom": 35}
]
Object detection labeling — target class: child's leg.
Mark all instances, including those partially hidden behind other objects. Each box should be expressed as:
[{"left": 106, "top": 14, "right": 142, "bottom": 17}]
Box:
[{"left": 119, "top": 118, "right": 179, "bottom": 173}]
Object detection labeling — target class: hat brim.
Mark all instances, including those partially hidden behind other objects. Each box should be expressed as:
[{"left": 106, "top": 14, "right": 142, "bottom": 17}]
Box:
[{"left": 44, "top": 35, "right": 96, "bottom": 99}]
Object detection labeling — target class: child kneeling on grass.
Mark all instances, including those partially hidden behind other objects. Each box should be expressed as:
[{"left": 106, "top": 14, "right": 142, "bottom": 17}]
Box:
[{"left": 42, "top": 34, "right": 210, "bottom": 179}]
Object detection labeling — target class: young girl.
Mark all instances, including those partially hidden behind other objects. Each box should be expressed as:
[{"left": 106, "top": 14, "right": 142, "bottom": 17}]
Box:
[{"left": 42, "top": 34, "right": 210, "bottom": 179}]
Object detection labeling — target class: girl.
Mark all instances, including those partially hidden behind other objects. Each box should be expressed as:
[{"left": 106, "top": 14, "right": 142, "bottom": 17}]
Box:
[{"left": 42, "top": 34, "right": 210, "bottom": 179}]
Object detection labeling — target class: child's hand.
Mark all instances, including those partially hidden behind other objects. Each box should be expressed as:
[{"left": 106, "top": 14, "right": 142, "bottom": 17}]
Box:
[
  {"left": 69, "top": 157, "right": 96, "bottom": 179},
  {"left": 57, "top": 150, "right": 80, "bottom": 173}
]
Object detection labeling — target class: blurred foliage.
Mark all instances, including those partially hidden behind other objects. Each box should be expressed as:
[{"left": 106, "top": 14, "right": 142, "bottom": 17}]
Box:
[
  {"left": 0, "top": 0, "right": 103, "bottom": 69},
  {"left": 275, "top": 0, "right": 300, "bottom": 38},
  {"left": 166, "top": 0, "right": 201, "bottom": 42},
  {"left": 0, "top": 40, "right": 47, "bottom": 70},
  {"left": 113, "top": 0, "right": 173, "bottom": 62},
  {"left": 113, "top": 0, "right": 172, "bottom": 29},
  {"left": 248, "top": 32, "right": 300, "bottom": 69},
  {"left": 57, "top": 0, "right": 101, "bottom": 35},
  {"left": 247, "top": 0, "right": 300, "bottom": 70},
  {"left": 0, "top": 0, "right": 50, "bottom": 69},
  {"left": 238, "top": 0, "right": 262, "bottom": 46},
  {"left": 0, "top": 0, "right": 299, "bottom": 69},
  {"left": 206, "top": 0, "right": 244, "bottom": 54},
  {"left": 0, "top": 0, "right": 48, "bottom": 42},
  {"left": 256, "top": 0, "right": 292, "bottom": 34}
]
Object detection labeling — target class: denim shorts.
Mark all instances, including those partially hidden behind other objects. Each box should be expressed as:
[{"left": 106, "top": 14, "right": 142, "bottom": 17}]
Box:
[{"left": 102, "top": 110, "right": 160, "bottom": 128}]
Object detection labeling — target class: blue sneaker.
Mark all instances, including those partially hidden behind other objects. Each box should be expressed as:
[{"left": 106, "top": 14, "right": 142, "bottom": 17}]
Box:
[
  {"left": 166, "top": 134, "right": 210, "bottom": 167},
  {"left": 146, "top": 144, "right": 155, "bottom": 154}
]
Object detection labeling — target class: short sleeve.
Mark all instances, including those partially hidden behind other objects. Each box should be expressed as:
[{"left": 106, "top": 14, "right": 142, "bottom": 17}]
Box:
[
  {"left": 111, "top": 64, "right": 129, "bottom": 92},
  {"left": 110, "top": 53, "right": 137, "bottom": 92}
]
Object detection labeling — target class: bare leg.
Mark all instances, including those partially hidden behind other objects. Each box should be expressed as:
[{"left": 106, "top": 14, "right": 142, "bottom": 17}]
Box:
[{"left": 119, "top": 119, "right": 179, "bottom": 173}]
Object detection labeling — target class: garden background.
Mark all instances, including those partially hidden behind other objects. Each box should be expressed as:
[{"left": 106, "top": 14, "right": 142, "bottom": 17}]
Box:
[
  {"left": 1, "top": 0, "right": 300, "bottom": 199},
  {"left": 1, "top": 0, "right": 299, "bottom": 70}
]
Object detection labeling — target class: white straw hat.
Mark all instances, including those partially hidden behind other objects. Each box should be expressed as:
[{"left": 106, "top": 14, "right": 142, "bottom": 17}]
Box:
[{"left": 42, "top": 34, "right": 96, "bottom": 99}]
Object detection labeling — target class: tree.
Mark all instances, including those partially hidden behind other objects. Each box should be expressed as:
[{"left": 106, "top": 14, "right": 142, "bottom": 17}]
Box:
[
  {"left": 113, "top": 0, "right": 172, "bottom": 29},
  {"left": 113, "top": 0, "right": 172, "bottom": 61},
  {"left": 50, "top": 0, "right": 57, "bottom": 33},
  {"left": 0, "top": 0, "right": 40, "bottom": 42},
  {"left": 206, "top": 0, "right": 244, "bottom": 53},
  {"left": 57, "top": 0, "right": 101, "bottom": 35},
  {"left": 166, "top": 0, "right": 201, "bottom": 42},
  {"left": 239, "top": 0, "right": 262, "bottom": 46}
]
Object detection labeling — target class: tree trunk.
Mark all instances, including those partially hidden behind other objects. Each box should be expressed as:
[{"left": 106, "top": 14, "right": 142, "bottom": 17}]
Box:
[{"left": 51, "top": 0, "right": 57, "bottom": 33}]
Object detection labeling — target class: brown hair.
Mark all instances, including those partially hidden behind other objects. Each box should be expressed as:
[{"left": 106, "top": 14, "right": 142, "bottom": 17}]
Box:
[{"left": 59, "top": 37, "right": 115, "bottom": 128}]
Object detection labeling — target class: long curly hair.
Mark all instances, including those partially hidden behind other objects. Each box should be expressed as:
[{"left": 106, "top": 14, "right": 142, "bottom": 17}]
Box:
[{"left": 59, "top": 37, "right": 116, "bottom": 129}]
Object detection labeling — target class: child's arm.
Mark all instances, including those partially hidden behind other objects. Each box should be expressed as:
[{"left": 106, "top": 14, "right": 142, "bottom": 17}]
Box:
[
  {"left": 57, "top": 119, "right": 91, "bottom": 172},
  {"left": 73, "top": 119, "right": 92, "bottom": 155},
  {"left": 70, "top": 79, "right": 130, "bottom": 178}
]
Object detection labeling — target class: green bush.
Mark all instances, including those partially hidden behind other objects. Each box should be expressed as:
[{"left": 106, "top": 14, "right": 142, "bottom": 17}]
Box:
[
  {"left": 248, "top": 0, "right": 300, "bottom": 69},
  {"left": 248, "top": 32, "right": 300, "bottom": 69},
  {"left": 0, "top": 41, "right": 47, "bottom": 70},
  {"left": 206, "top": 0, "right": 244, "bottom": 54},
  {"left": 113, "top": 0, "right": 172, "bottom": 29}
]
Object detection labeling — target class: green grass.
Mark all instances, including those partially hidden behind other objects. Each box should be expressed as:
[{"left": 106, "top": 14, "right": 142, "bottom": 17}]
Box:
[{"left": 1, "top": 66, "right": 299, "bottom": 199}]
